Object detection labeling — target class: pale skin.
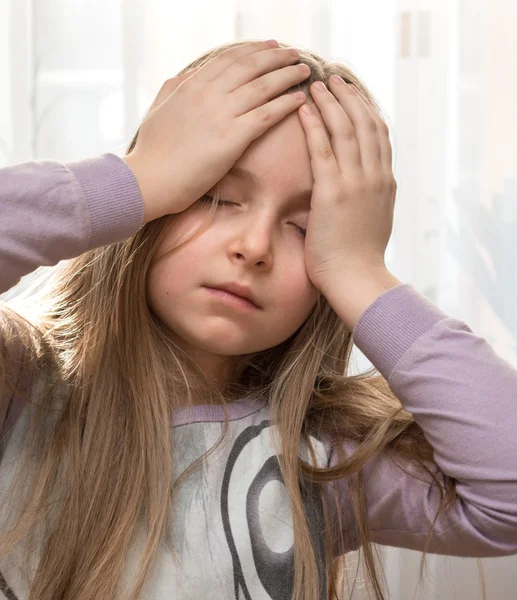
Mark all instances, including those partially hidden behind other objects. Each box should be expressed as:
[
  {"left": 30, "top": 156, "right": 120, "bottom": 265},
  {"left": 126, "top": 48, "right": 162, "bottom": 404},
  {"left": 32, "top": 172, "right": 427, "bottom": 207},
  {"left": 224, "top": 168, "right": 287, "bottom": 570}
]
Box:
[
  {"left": 146, "top": 110, "right": 321, "bottom": 391},
  {"left": 146, "top": 46, "right": 402, "bottom": 393}
]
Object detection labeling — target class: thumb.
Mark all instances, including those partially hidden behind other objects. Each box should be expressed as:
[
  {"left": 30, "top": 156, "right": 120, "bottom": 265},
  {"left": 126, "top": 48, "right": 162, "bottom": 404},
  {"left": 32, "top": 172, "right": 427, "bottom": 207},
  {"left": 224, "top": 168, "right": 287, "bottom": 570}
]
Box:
[{"left": 147, "top": 67, "right": 201, "bottom": 113}]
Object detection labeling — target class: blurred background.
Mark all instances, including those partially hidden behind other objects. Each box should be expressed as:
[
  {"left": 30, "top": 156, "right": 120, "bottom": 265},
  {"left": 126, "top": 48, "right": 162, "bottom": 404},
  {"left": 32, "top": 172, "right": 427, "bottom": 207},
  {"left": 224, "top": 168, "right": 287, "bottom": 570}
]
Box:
[{"left": 1, "top": 0, "right": 516, "bottom": 597}]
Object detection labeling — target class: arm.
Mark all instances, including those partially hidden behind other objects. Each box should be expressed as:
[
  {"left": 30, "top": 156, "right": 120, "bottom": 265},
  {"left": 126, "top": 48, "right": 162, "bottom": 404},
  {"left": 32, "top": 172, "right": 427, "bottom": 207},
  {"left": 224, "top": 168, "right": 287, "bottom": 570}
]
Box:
[
  {"left": 0, "top": 153, "right": 144, "bottom": 436},
  {"left": 324, "top": 283, "right": 517, "bottom": 557},
  {"left": 0, "top": 153, "right": 143, "bottom": 295}
]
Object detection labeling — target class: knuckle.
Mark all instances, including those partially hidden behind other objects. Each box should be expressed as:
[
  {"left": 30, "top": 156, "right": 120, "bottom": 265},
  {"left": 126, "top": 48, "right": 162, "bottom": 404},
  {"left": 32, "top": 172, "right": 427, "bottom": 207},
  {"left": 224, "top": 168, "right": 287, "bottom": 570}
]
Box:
[
  {"left": 216, "top": 127, "right": 229, "bottom": 142},
  {"left": 369, "top": 175, "right": 394, "bottom": 192},
  {"left": 250, "top": 76, "right": 267, "bottom": 92},
  {"left": 370, "top": 176, "right": 385, "bottom": 192},
  {"left": 255, "top": 104, "right": 272, "bottom": 123},
  {"left": 330, "top": 184, "right": 345, "bottom": 200},
  {"left": 161, "top": 78, "right": 176, "bottom": 92},
  {"left": 340, "top": 127, "right": 356, "bottom": 141},
  {"left": 318, "top": 144, "right": 334, "bottom": 160},
  {"left": 212, "top": 119, "right": 231, "bottom": 142},
  {"left": 380, "top": 121, "right": 390, "bottom": 136},
  {"left": 174, "top": 76, "right": 193, "bottom": 93},
  {"left": 365, "top": 118, "right": 378, "bottom": 134},
  {"left": 237, "top": 56, "right": 256, "bottom": 71}
]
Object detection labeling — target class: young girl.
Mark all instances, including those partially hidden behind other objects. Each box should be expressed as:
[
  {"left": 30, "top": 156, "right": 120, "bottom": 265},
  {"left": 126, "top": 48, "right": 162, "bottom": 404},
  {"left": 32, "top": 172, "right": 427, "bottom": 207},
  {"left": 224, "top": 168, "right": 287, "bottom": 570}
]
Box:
[{"left": 0, "top": 38, "right": 516, "bottom": 600}]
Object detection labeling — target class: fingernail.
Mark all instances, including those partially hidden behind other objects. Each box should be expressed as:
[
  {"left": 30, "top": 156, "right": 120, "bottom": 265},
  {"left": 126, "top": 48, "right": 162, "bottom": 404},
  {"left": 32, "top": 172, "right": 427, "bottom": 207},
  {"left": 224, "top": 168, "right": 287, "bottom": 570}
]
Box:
[{"left": 331, "top": 75, "right": 345, "bottom": 85}]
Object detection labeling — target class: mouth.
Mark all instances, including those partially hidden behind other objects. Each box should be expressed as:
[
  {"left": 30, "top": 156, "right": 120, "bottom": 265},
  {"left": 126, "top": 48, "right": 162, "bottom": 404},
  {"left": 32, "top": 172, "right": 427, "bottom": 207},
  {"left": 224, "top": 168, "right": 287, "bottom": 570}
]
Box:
[{"left": 203, "top": 287, "right": 261, "bottom": 311}]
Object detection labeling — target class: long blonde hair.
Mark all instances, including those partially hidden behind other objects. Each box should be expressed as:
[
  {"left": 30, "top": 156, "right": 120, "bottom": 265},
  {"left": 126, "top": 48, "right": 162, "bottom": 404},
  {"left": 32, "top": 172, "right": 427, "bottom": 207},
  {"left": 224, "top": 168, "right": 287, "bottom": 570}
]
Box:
[{"left": 0, "top": 39, "right": 485, "bottom": 600}]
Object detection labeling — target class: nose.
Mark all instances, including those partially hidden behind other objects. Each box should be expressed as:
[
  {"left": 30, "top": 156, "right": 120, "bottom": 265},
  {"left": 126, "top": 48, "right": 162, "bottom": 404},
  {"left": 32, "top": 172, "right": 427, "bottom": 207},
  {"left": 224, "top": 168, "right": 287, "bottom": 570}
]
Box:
[{"left": 227, "top": 217, "right": 274, "bottom": 268}]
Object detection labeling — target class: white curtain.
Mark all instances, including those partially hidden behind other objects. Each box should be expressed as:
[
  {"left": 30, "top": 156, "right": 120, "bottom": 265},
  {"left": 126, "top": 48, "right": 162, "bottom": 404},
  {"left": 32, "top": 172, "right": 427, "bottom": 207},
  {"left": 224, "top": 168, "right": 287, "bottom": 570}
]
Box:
[{"left": 1, "top": 0, "right": 516, "bottom": 597}]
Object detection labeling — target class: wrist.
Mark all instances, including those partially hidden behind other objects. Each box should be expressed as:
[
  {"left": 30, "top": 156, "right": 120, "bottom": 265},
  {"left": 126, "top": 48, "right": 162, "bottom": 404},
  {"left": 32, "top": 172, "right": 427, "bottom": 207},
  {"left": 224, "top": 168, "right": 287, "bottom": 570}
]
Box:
[
  {"left": 122, "top": 154, "right": 164, "bottom": 224},
  {"left": 321, "top": 267, "right": 402, "bottom": 331}
]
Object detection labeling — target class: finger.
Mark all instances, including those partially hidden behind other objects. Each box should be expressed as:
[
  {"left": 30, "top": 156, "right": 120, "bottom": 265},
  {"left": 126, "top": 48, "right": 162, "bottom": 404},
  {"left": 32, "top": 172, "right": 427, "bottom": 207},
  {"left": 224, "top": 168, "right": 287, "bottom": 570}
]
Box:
[
  {"left": 339, "top": 81, "right": 393, "bottom": 176},
  {"left": 232, "top": 60, "right": 310, "bottom": 116},
  {"left": 307, "top": 81, "right": 364, "bottom": 181},
  {"left": 321, "top": 78, "right": 381, "bottom": 179},
  {"left": 190, "top": 40, "right": 279, "bottom": 82},
  {"left": 298, "top": 102, "right": 342, "bottom": 187},
  {"left": 148, "top": 67, "right": 201, "bottom": 112},
  {"left": 227, "top": 47, "right": 306, "bottom": 97},
  {"left": 238, "top": 90, "right": 307, "bottom": 142}
]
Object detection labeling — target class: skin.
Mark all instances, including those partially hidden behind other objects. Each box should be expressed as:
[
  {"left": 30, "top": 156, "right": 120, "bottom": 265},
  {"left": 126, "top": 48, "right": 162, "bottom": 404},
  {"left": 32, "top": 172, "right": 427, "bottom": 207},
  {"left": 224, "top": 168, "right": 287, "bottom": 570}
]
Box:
[{"left": 146, "top": 109, "right": 329, "bottom": 395}]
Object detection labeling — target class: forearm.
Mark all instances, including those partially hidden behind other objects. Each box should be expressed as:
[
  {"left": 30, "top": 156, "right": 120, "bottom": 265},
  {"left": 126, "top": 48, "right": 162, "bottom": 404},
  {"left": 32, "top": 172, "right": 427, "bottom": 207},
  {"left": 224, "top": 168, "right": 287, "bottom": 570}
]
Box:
[
  {"left": 320, "top": 268, "right": 403, "bottom": 332},
  {"left": 0, "top": 154, "right": 143, "bottom": 295}
]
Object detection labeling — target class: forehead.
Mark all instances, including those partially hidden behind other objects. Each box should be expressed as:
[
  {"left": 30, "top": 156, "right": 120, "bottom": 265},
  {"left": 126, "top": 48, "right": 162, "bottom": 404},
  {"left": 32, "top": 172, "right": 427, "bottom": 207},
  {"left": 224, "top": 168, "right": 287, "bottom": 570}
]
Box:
[{"left": 223, "top": 111, "right": 316, "bottom": 194}]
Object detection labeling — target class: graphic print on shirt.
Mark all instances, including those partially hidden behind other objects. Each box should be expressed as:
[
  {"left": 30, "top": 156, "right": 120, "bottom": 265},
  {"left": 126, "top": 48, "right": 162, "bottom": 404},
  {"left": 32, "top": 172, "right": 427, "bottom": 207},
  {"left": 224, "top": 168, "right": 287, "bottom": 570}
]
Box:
[
  {"left": 0, "top": 572, "right": 17, "bottom": 600},
  {"left": 0, "top": 411, "right": 331, "bottom": 600},
  {"left": 220, "top": 419, "right": 328, "bottom": 600}
]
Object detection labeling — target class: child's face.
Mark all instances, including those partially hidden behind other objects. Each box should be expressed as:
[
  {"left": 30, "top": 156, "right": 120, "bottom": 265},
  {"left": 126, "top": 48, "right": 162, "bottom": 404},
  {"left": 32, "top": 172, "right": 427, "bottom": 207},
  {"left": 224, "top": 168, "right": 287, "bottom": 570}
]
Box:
[{"left": 146, "top": 110, "right": 325, "bottom": 392}]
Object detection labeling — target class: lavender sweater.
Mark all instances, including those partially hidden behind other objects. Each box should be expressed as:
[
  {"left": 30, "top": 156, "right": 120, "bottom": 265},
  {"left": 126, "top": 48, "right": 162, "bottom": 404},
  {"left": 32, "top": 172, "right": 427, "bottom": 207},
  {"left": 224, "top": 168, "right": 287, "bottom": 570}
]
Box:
[{"left": 0, "top": 153, "right": 516, "bottom": 599}]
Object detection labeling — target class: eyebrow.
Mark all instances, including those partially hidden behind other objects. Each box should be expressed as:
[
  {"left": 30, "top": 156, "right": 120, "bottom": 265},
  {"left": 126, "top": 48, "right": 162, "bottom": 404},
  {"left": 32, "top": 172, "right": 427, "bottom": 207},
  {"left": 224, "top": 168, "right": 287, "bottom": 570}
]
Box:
[{"left": 227, "top": 166, "right": 312, "bottom": 206}]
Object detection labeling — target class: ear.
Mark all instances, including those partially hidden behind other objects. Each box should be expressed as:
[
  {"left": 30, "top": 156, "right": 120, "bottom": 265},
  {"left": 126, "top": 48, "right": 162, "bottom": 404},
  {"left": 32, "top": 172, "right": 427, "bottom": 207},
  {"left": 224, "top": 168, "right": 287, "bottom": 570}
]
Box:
[{"left": 147, "top": 67, "right": 201, "bottom": 113}]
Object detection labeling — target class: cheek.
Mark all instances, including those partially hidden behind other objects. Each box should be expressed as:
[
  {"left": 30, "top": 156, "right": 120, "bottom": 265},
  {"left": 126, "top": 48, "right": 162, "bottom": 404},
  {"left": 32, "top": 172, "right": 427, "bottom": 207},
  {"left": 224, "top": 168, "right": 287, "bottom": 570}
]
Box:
[
  {"left": 146, "top": 260, "right": 183, "bottom": 310},
  {"left": 275, "top": 269, "right": 318, "bottom": 312},
  {"left": 146, "top": 264, "right": 167, "bottom": 313},
  {"left": 147, "top": 222, "right": 207, "bottom": 300}
]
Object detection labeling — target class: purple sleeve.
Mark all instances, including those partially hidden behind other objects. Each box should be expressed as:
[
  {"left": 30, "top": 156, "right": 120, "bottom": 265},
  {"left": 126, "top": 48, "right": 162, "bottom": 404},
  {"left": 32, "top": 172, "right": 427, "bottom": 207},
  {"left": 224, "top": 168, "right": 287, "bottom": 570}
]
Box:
[
  {"left": 0, "top": 153, "right": 144, "bottom": 436},
  {"left": 324, "top": 284, "right": 517, "bottom": 558},
  {"left": 0, "top": 152, "right": 144, "bottom": 295}
]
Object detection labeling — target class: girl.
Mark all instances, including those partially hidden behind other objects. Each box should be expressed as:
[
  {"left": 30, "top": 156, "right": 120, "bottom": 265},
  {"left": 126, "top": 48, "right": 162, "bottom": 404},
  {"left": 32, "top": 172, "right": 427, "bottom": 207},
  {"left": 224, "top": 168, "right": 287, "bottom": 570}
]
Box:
[{"left": 0, "top": 38, "right": 516, "bottom": 600}]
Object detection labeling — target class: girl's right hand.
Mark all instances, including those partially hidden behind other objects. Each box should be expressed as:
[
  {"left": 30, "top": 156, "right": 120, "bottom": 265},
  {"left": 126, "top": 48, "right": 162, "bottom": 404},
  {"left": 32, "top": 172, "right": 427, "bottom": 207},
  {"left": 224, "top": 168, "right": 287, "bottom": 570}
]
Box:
[{"left": 122, "top": 40, "right": 310, "bottom": 223}]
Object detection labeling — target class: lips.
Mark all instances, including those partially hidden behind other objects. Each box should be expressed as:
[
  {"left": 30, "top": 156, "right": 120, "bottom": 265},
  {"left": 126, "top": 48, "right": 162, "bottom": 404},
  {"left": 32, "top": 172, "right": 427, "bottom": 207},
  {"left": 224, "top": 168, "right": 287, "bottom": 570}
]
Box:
[
  {"left": 204, "top": 288, "right": 258, "bottom": 310},
  {"left": 205, "top": 282, "right": 261, "bottom": 309}
]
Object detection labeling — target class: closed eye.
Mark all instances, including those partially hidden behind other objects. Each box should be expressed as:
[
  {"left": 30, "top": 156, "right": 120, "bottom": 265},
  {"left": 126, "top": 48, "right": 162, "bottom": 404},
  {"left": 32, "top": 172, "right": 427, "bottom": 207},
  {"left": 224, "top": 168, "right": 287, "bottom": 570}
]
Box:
[
  {"left": 200, "top": 195, "right": 306, "bottom": 237},
  {"left": 201, "top": 196, "right": 237, "bottom": 207}
]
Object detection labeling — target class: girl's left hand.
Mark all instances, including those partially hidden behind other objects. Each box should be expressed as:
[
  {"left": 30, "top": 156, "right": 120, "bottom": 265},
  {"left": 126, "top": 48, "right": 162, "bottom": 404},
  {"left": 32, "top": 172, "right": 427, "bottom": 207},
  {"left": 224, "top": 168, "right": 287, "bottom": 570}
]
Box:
[{"left": 298, "top": 76, "right": 397, "bottom": 294}]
